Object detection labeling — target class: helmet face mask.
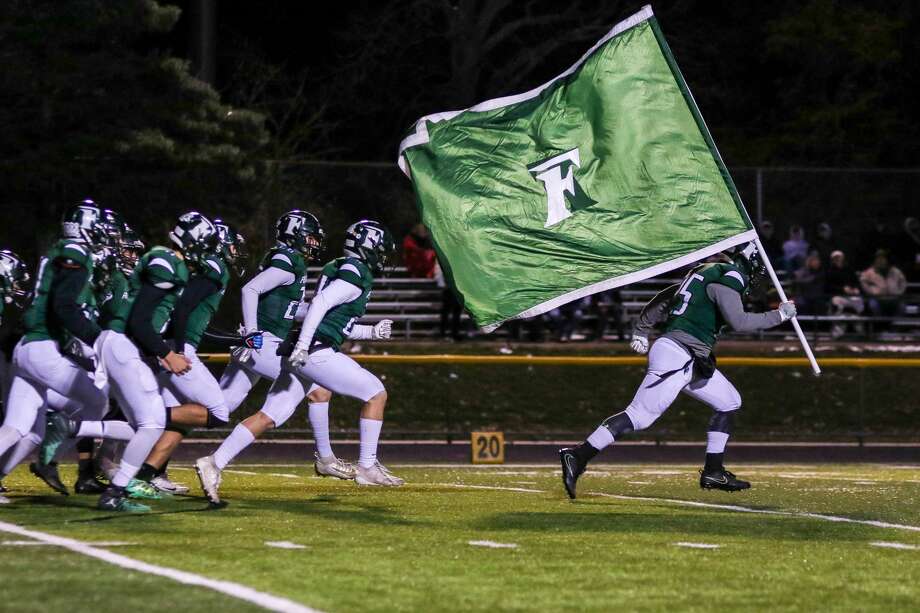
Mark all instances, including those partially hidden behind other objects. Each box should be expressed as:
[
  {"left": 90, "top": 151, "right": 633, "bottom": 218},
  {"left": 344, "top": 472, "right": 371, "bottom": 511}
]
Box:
[
  {"left": 213, "top": 218, "right": 248, "bottom": 277},
  {"left": 343, "top": 220, "right": 395, "bottom": 273},
  {"left": 62, "top": 199, "right": 105, "bottom": 248},
  {"left": 276, "top": 210, "right": 325, "bottom": 260},
  {"left": 729, "top": 242, "right": 766, "bottom": 294},
  {"left": 118, "top": 225, "right": 144, "bottom": 276},
  {"left": 169, "top": 211, "right": 219, "bottom": 269},
  {"left": 0, "top": 249, "right": 30, "bottom": 307}
]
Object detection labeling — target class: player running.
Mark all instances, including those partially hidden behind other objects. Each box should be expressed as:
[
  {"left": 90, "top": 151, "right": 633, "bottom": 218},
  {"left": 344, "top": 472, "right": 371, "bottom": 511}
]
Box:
[
  {"left": 0, "top": 249, "right": 30, "bottom": 503},
  {"left": 211, "top": 210, "right": 348, "bottom": 479},
  {"left": 559, "top": 243, "right": 797, "bottom": 498},
  {"left": 195, "top": 220, "right": 399, "bottom": 503},
  {"left": 93, "top": 211, "right": 217, "bottom": 512},
  {"left": 131, "top": 218, "right": 258, "bottom": 494}
]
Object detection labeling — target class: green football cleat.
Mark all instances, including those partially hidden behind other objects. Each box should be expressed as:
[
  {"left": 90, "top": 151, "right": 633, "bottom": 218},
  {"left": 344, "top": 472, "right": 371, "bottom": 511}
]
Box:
[
  {"left": 39, "top": 412, "right": 77, "bottom": 465},
  {"left": 126, "top": 478, "right": 168, "bottom": 500},
  {"left": 98, "top": 488, "right": 150, "bottom": 513}
]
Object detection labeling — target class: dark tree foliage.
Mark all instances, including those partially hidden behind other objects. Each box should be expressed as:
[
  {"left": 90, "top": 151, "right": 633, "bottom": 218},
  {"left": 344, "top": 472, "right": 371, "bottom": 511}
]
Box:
[{"left": 0, "top": 0, "right": 270, "bottom": 259}]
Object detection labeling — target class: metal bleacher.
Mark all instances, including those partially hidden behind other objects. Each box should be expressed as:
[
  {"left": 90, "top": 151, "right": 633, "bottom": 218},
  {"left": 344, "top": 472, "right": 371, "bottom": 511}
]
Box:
[{"left": 339, "top": 267, "right": 920, "bottom": 341}]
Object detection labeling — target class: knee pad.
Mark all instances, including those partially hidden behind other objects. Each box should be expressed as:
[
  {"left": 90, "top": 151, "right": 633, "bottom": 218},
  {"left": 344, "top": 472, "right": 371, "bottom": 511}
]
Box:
[
  {"left": 624, "top": 404, "right": 658, "bottom": 432},
  {"left": 708, "top": 410, "right": 735, "bottom": 434},
  {"left": 602, "top": 412, "right": 636, "bottom": 437},
  {"left": 206, "top": 412, "right": 229, "bottom": 429}
]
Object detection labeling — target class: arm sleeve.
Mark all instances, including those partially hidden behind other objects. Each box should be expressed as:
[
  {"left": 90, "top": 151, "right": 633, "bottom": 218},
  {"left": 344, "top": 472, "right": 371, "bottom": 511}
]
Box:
[
  {"left": 707, "top": 283, "right": 783, "bottom": 332},
  {"left": 170, "top": 277, "right": 220, "bottom": 350},
  {"left": 295, "top": 279, "right": 362, "bottom": 348},
  {"left": 50, "top": 261, "right": 101, "bottom": 345},
  {"left": 347, "top": 324, "right": 375, "bottom": 340},
  {"left": 633, "top": 284, "right": 678, "bottom": 337},
  {"left": 241, "top": 267, "right": 296, "bottom": 332},
  {"left": 127, "top": 284, "right": 172, "bottom": 358},
  {"left": 294, "top": 301, "right": 310, "bottom": 322}
]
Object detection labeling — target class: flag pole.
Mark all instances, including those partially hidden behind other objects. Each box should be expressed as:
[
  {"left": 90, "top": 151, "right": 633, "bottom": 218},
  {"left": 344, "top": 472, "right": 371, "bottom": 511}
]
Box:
[{"left": 753, "top": 237, "right": 821, "bottom": 375}]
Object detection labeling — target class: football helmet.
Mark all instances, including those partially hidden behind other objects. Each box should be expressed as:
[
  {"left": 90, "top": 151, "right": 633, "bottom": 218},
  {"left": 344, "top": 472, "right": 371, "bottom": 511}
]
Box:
[
  {"left": 343, "top": 220, "right": 395, "bottom": 273},
  {"left": 62, "top": 199, "right": 105, "bottom": 247},
  {"left": 169, "top": 211, "right": 219, "bottom": 268},
  {"left": 276, "top": 210, "right": 324, "bottom": 260},
  {"left": 0, "top": 249, "right": 30, "bottom": 307},
  {"left": 118, "top": 224, "right": 145, "bottom": 276},
  {"left": 213, "top": 218, "right": 248, "bottom": 276}
]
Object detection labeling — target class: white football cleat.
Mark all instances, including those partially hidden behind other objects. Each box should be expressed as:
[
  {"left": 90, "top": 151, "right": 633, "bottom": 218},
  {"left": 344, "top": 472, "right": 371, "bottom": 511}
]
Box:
[
  {"left": 151, "top": 472, "right": 190, "bottom": 495},
  {"left": 194, "top": 455, "right": 223, "bottom": 503},
  {"left": 314, "top": 453, "right": 357, "bottom": 480},
  {"left": 355, "top": 461, "right": 405, "bottom": 487}
]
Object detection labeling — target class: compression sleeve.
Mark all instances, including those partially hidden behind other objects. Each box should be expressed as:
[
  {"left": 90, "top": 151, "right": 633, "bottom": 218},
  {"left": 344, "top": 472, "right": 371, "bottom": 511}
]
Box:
[
  {"left": 347, "top": 325, "right": 375, "bottom": 340},
  {"left": 170, "top": 276, "right": 221, "bottom": 350},
  {"left": 50, "top": 261, "right": 101, "bottom": 345},
  {"left": 127, "top": 284, "right": 171, "bottom": 358},
  {"left": 295, "top": 279, "right": 362, "bottom": 348},
  {"left": 633, "top": 284, "right": 678, "bottom": 337},
  {"left": 707, "top": 283, "right": 783, "bottom": 332},
  {"left": 241, "top": 267, "right": 296, "bottom": 332}
]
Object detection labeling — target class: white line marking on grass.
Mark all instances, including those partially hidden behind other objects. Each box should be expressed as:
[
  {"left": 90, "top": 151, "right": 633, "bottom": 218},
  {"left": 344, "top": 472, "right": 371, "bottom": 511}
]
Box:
[
  {"left": 468, "top": 540, "right": 518, "bottom": 549},
  {"left": 265, "top": 541, "right": 307, "bottom": 550},
  {"left": 870, "top": 542, "right": 919, "bottom": 550},
  {"left": 268, "top": 473, "right": 301, "bottom": 479},
  {"left": 437, "top": 483, "right": 544, "bottom": 494},
  {"left": 0, "top": 521, "right": 320, "bottom": 613},
  {"left": 673, "top": 542, "right": 720, "bottom": 549},
  {"left": 588, "top": 493, "right": 920, "bottom": 533},
  {"left": 224, "top": 470, "right": 259, "bottom": 475},
  {"left": 2, "top": 540, "right": 137, "bottom": 547},
  {"left": 627, "top": 481, "right": 652, "bottom": 485}
]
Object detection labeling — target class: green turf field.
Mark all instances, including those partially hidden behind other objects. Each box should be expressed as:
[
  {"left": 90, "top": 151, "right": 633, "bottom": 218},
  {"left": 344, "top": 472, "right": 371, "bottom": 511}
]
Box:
[{"left": 2, "top": 463, "right": 919, "bottom": 612}]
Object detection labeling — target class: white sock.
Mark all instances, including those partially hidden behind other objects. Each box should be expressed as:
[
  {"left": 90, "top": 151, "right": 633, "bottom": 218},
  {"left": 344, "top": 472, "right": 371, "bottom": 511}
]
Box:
[
  {"left": 358, "top": 418, "right": 382, "bottom": 468},
  {"left": 308, "top": 402, "right": 333, "bottom": 458},
  {"left": 113, "top": 426, "right": 162, "bottom": 487},
  {"left": 77, "top": 420, "right": 135, "bottom": 441},
  {"left": 706, "top": 431, "right": 730, "bottom": 454},
  {"left": 213, "top": 424, "right": 255, "bottom": 470},
  {"left": 586, "top": 426, "right": 615, "bottom": 451}
]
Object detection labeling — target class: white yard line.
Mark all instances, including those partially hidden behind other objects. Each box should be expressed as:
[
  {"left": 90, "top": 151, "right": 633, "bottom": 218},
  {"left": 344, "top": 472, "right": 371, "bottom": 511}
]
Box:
[
  {"left": 588, "top": 493, "right": 920, "bottom": 533},
  {"left": 265, "top": 541, "right": 307, "bottom": 550},
  {"left": 268, "top": 473, "right": 301, "bottom": 479},
  {"left": 673, "top": 542, "right": 720, "bottom": 549},
  {"left": 468, "top": 540, "right": 518, "bottom": 549},
  {"left": 224, "top": 470, "right": 260, "bottom": 475},
  {"left": 2, "top": 540, "right": 136, "bottom": 547},
  {"left": 870, "top": 542, "right": 918, "bottom": 550},
  {"left": 0, "top": 521, "right": 320, "bottom": 613}
]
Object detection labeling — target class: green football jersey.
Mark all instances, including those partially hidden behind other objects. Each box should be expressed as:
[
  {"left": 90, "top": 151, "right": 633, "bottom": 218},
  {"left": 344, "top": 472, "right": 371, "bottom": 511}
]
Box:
[
  {"left": 314, "top": 257, "right": 374, "bottom": 348},
  {"left": 107, "top": 246, "right": 189, "bottom": 335},
  {"left": 23, "top": 240, "right": 96, "bottom": 344},
  {"left": 183, "top": 253, "right": 230, "bottom": 349},
  {"left": 664, "top": 262, "right": 748, "bottom": 348},
  {"left": 98, "top": 269, "right": 129, "bottom": 329},
  {"left": 256, "top": 245, "right": 308, "bottom": 338}
]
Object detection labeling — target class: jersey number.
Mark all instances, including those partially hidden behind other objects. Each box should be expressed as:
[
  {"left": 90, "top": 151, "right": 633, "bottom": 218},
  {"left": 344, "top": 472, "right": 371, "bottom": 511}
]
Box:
[
  {"left": 283, "top": 301, "right": 299, "bottom": 320},
  {"left": 671, "top": 273, "right": 704, "bottom": 316}
]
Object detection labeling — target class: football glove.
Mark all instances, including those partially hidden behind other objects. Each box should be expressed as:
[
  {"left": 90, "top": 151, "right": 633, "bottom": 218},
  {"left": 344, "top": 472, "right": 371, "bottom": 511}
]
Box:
[
  {"left": 241, "top": 331, "right": 263, "bottom": 350},
  {"left": 630, "top": 335, "right": 649, "bottom": 355},
  {"left": 372, "top": 319, "right": 393, "bottom": 340},
  {"left": 778, "top": 301, "right": 797, "bottom": 322},
  {"left": 289, "top": 343, "right": 310, "bottom": 368}
]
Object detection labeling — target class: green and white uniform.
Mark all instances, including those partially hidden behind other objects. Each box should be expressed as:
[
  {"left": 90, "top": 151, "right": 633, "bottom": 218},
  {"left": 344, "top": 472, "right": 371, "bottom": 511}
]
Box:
[
  {"left": 159, "top": 254, "right": 232, "bottom": 423},
  {"left": 107, "top": 246, "right": 189, "bottom": 339},
  {"left": 623, "top": 261, "right": 784, "bottom": 432},
  {"left": 219, "top": 245, "right": 313, "bottom": 414},
  {"left": 313, "top": 257, "right": 374, "bottom": 348}
]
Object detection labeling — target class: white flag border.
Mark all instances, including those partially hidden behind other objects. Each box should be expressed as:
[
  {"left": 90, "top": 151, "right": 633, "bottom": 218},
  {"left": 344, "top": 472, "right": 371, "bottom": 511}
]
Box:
[
  {"left": 396, "top": 4, "right": 655, "bottom": 176},
  {"left": 480, "top": 229, "right": 758, "bottom": 333}
]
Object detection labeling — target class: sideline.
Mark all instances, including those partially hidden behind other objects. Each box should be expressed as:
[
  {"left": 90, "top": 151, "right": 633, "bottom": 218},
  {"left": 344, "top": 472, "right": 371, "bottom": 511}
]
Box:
[{"left": 0, "top": 521, "right": 321, "bottom": 613}]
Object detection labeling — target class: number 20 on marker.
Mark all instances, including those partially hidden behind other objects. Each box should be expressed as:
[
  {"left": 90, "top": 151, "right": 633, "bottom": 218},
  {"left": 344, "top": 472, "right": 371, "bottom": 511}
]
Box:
[{"left": 471, "top": 431, "right": 505, "bottom": 464}]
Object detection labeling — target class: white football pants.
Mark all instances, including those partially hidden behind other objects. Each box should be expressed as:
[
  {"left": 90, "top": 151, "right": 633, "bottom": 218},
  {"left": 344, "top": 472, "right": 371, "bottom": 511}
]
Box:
[{"left": 159, "top": 343, "right": 229, "bottom": 424}]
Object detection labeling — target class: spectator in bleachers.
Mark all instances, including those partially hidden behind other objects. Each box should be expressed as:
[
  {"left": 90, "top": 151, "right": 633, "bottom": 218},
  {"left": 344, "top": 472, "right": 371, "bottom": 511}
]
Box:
[
  {"left": 813, "top": 222, "right": 837, "bottom": 263},
  {"left": 782, "top": 224, "right": 809, "bottom": 271},
  {"left": 860, "top": 249, "right": 907, "bottom": 317},
  {"left": 857, "top": 219, "right": 892, "bottom": 269},
  {"left": 894, "top": 217, "right": 920, "bottom": 283},
  {"left": 826, "top": 250, "right": 864, "bottom": 338},
  {"left": 758, "top": 220, "right": 782, "bottom": 265},
  {"left": 793, "top": 251, "right": 827, "bottom": 315},
  {"left": 435, "top": 261, "right": 464, "bottom": 340},
  {"left": 589, "top": 289, "right": 624, "bottom": 341},
  {"left": 402, "top": 223, "right": 436, "bottom": 278}
]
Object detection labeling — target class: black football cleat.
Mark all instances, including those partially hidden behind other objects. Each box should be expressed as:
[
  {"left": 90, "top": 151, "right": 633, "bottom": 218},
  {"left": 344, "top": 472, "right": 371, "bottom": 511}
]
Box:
[
  {"left": 699, "top": 468, "right": 751, "bottom": 492},
  {"left": 30, "top": 461, "right": 69, "bottom": 496},
  {"left": 75, "top": 475, "right": 109, "bottom": 494},
  {"left": 559, "top": 447, "right": 588, "bottom": 499}
]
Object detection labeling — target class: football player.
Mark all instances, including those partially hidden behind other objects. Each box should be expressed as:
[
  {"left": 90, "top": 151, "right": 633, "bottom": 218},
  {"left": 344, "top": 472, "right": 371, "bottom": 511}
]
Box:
[
  {"left": 131, "top": 218, "right": 258, "bottom": 494},
  {"left": 208, "top": 210, "right": 348, "bottom": 479},
  {"left": 93, "top": 212, "right": 217, "bottom": 512},
  {"left": 195, "top": 220, "right": 400, "bottom": 503},
  {"left": 0, "top": 249, "right": 30, "bottom": 503},
  {"left": 559, "top": 242, "right": 796, "bottom": 498}
]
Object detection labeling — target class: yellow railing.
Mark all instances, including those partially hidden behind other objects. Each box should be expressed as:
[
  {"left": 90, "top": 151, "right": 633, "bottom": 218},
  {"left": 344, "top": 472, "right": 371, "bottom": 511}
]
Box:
[{"left": 197, "top": 354, "right": 920, "bottom": 368}]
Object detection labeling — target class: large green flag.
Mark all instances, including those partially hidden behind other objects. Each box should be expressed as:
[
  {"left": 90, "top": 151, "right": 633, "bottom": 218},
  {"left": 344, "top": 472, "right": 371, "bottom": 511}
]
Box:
[{"left": 398, "top": 5, "right": 756, "bottom": 331}]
